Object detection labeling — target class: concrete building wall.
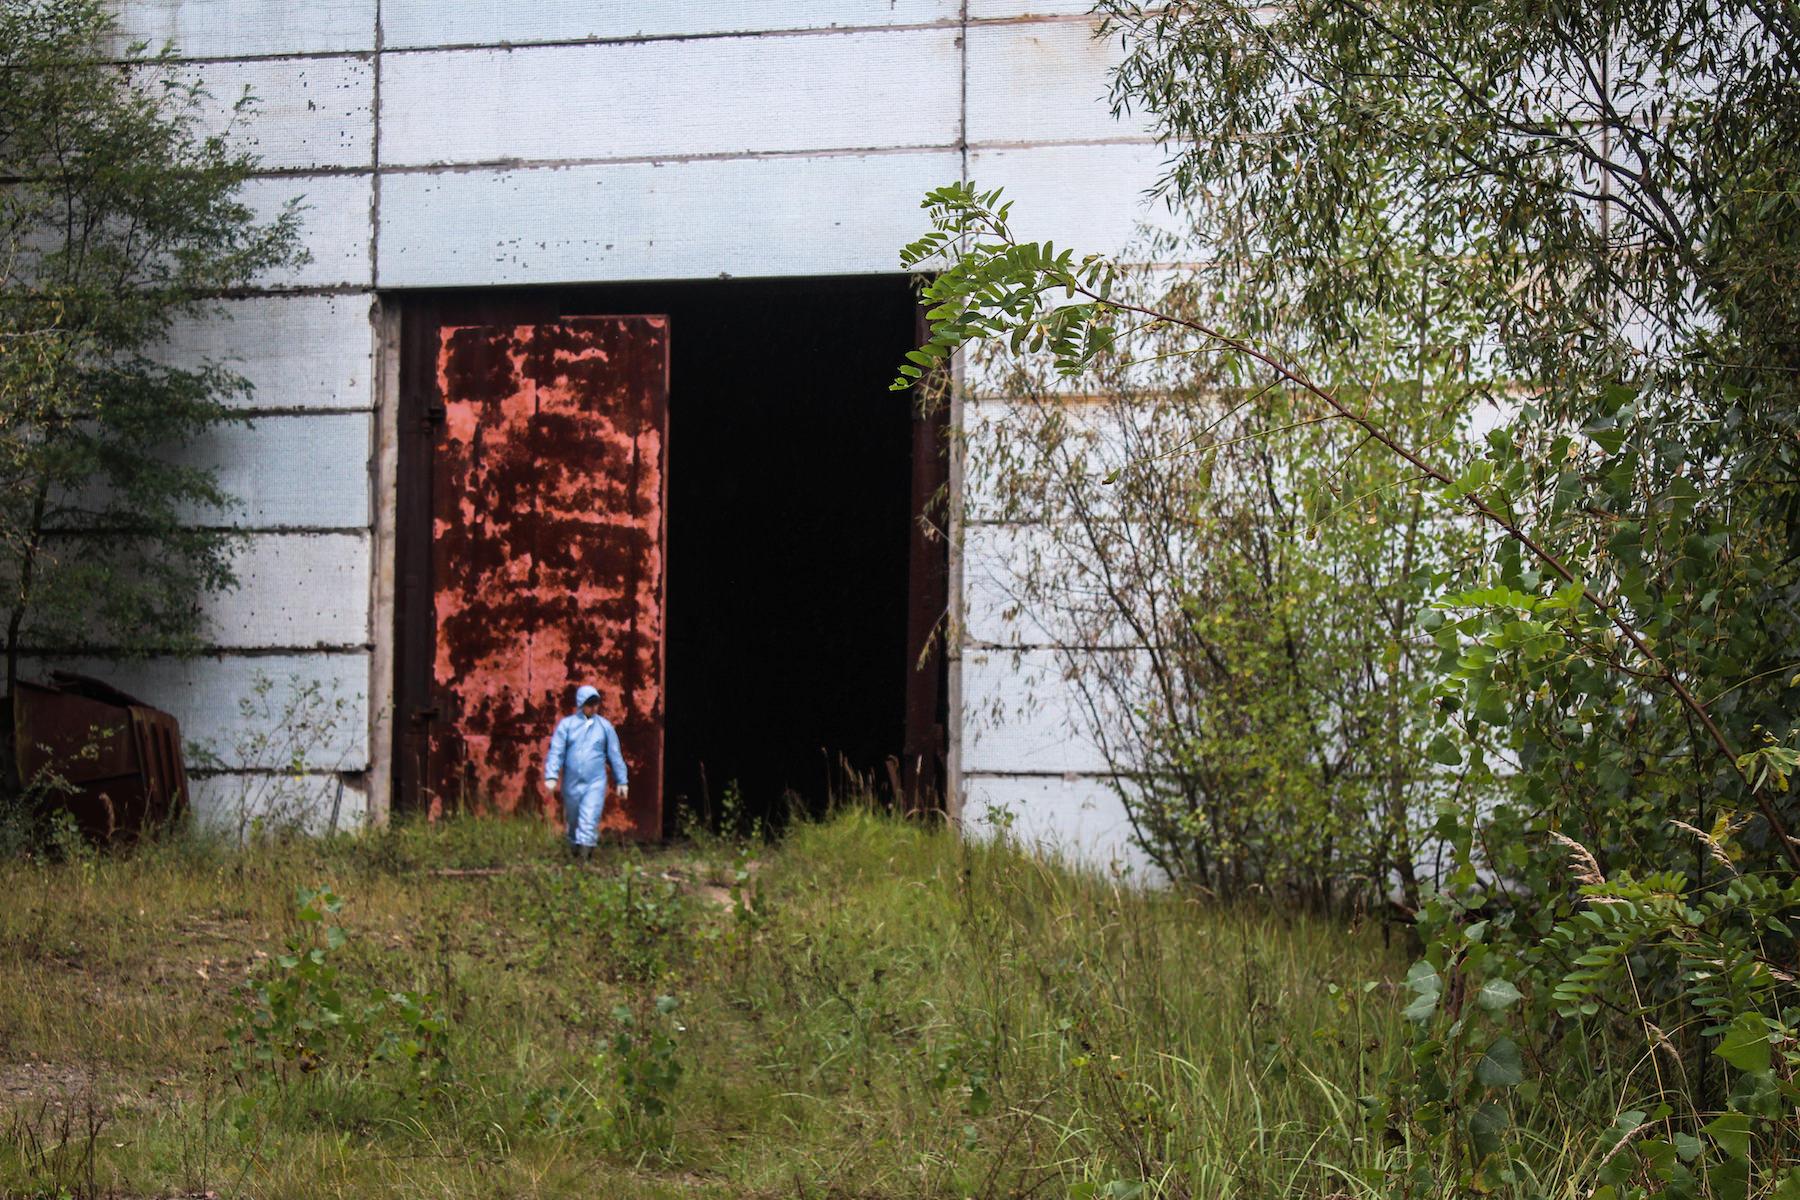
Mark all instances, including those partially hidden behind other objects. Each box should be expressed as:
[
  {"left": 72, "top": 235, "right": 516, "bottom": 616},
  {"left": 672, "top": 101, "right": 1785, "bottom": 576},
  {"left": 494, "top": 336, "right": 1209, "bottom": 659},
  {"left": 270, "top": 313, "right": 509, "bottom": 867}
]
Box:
[{"left": 84, "top": 0, "right": 1163, "bottom": 866}]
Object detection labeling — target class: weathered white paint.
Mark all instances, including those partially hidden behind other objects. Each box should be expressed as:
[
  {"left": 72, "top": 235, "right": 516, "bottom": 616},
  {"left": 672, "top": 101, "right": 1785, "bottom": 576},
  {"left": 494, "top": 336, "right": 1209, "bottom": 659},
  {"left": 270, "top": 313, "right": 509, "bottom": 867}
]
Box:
[
  {"left": 242, "top": 173, "right": 373, "bottom": 289},
  {"left": 365, "top": 302, "right": 402, "bottom": 827},
  {"left": 381, "top": 30, "right": 961, "bottom": 167},
  {"left": 966, "top": 143, "right": 1178, "bottom": 260},
  {"left": 379, "top": 1, "right": 960, "bottom": 50},
  {"left": 969, "top": 1, "right": 1105, "bottom": 17},
  {"left": 157, "top": 56, "right": 375, "bottom": 172},
  {"left": 961, "top": 773, "right": 1158, "bottom": 877},
  {"left": 113, "top": 0, "right": 374, "bottom": 60},
  {"left": 967, "top": 18, "right": 1151, "bottom": 145},
  {"left": 203, "top": 532, "right": 370, "bottom": 649},
  {"left": 25, "top": 653, "right": 369, "bottom": 771},
  {"left": 377, "top": 150, "right": 961, "bottom": 287},
  {"left": 961, "top": 522, "right": 1147, "bottom": 648},
  {"left": 174, "top": 413, "right": 371, "bottom": 529},
  {"left": 158, "top": 295, "right": 374, "bottom": 413},
  {"left": 960, "top": 646, "right": 1116, "bottom": 774},
  {"left": 189, "top": 771, "right": 370, "bottom": 838},
  {"left": 961, "top": 395, "right": 1155, "bottom": 524}
]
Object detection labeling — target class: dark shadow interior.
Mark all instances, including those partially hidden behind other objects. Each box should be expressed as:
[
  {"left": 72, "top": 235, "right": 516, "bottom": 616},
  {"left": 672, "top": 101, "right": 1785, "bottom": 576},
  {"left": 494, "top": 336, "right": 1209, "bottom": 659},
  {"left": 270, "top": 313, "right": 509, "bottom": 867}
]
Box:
[{"left": 549, "top": 275, "right": 921, "bottom": 832}]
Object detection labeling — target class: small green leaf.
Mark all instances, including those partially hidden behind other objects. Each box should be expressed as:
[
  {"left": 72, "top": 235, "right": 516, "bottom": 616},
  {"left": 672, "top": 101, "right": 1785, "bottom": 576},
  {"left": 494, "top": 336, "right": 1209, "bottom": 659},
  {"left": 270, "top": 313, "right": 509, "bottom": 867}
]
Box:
[
  {"left": 1428, "top": 733, "right": 1463, "bottom": 766},
  {"left": 1403, "top": 988, "right": 1440, "bottom": 1022},
  {"left": 1588, "top": 426, "right": 1627, "bottom": 455}
]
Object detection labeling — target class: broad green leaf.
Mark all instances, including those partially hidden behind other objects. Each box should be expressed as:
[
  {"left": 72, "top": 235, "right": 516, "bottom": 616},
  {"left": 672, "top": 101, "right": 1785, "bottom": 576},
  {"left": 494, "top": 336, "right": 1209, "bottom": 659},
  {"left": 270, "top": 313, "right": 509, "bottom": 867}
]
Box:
[
  {"left": 1714, "top": 1013, "right": 1771, "bottom": 1074},
  {"left": 1476, "top": 978, "right": 1523, "bottom": 1014},
  {"left": 1703, "top": 1111, "right": 1751, "bottom": 1161},
  {"left": 1468, "top": 1102, "right": 1509, "bottom": 1160},
  {"left": 1475, "top": 1036, "right": 1524, "bottom": 1087}
]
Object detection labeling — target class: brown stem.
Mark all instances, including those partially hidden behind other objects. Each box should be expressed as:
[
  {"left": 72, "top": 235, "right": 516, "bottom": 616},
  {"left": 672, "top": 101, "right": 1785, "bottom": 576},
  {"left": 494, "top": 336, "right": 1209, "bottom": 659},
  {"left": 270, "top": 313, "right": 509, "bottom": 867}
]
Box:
[{"left": 6, "top": 473, "right": 52, "bottom": 701}]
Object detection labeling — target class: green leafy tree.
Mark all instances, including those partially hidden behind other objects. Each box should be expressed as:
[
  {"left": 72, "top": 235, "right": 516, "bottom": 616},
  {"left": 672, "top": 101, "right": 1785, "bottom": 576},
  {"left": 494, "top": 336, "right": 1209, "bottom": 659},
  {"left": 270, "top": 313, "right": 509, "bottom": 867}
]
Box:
[
  {"left": 0, "top": 0, "right": 303, "bottom": 700},
  {"left": 902, "top": 0, "right": 1799, "bottom": 1193},
  {"left": 965, "top": 267, "right": 1483, "bottom": 908}
]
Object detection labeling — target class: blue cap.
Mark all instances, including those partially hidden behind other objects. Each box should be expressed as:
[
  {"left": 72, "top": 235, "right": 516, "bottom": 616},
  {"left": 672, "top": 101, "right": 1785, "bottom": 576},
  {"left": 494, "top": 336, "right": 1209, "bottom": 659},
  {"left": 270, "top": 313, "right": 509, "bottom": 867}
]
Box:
[{"left": 575, "top": 685, "right": 600, "bottom": 708}]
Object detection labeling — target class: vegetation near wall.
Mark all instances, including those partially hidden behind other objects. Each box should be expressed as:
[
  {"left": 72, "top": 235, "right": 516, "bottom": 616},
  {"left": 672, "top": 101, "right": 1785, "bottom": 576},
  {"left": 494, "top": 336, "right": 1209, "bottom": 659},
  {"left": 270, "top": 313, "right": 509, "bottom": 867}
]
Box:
[
  {"left": 968, "top": 271, "right": 1486, "bottom": 910},
  {"left": 909, "top": 0, "right": 1800, "bottom": 1194},
  {"left": 0, "top": 0, "right": 301, "bottom": 699}
]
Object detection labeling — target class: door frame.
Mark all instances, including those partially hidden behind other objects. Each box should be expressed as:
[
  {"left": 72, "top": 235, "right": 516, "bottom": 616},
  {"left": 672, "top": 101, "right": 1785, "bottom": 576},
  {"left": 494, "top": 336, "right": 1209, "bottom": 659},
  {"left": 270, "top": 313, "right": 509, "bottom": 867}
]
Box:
[{"left": 386, "top": 284, "right": 953, "bottom": 822}]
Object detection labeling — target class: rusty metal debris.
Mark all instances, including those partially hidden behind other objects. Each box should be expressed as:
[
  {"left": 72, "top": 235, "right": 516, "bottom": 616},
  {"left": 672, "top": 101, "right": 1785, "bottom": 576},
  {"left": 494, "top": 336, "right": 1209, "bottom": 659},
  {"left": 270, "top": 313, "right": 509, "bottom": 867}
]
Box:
[{"left": 11, "top": 671, "right": 189, "bottom": 842}]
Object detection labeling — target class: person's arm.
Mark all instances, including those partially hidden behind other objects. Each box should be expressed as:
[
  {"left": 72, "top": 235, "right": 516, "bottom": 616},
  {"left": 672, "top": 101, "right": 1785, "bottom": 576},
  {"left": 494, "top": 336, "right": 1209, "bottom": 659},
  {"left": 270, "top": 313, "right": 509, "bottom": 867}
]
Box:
[
  {"left": 544, "top": 719, "right": 569, "bottom": 792},
  {"left": 607, "top": 722, "right": 629, "bottom": 795}
]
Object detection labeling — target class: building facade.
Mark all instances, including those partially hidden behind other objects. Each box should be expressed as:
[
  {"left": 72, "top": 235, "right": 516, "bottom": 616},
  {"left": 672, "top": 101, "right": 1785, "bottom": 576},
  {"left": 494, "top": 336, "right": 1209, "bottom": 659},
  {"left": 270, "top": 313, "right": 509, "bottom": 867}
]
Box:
[{"left": 59, "top": 0, "right": 1170, "bottom": 868}]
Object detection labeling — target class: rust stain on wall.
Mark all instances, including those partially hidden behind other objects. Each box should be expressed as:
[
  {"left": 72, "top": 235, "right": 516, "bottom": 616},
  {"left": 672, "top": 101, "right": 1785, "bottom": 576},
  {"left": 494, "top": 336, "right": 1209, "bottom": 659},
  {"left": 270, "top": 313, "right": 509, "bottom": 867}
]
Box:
[{"left": 425, "top": 317, "right": 668, "bottom": 839}]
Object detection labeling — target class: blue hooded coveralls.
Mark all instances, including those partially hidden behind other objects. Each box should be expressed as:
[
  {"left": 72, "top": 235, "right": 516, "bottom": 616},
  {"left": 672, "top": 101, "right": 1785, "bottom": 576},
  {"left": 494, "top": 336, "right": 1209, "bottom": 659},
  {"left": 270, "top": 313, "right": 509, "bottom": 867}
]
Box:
[{"left": 544, "top": 685, "right": 629, "bottom": 848}]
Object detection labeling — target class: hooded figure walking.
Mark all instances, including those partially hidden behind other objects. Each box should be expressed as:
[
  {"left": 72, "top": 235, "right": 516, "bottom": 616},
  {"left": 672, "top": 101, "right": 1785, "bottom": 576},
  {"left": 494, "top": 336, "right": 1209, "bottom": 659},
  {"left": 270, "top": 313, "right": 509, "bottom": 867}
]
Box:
[{"left": 543, "top": 684, "right": 629, "bottom": 860}]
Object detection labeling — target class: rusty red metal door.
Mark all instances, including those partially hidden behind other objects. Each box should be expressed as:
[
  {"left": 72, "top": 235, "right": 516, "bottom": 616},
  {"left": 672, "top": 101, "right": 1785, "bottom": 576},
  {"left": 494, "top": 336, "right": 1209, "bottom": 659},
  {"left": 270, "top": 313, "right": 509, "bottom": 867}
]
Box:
[{"left": 422, "top": 317, "right": 668, "bottom": 839}]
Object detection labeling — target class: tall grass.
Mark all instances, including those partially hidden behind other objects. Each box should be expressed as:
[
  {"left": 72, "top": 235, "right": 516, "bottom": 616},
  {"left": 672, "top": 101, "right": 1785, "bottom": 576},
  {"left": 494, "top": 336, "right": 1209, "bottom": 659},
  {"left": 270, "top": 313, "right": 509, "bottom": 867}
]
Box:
[{"left": 0, "top": 808, "right": 1425, "bottom": 1198}]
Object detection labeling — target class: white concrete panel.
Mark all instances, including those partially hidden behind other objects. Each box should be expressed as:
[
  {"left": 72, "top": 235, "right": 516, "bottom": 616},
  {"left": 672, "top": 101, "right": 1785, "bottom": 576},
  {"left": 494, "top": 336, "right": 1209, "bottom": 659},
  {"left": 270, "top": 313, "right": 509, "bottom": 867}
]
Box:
[
  {"left": 176, "top": 413, "right": 370, "bottom": 529},
  {"left": 961, "top": 395, "right": 1138, "bottom": 524},
  {"left": 377, "top": 150, "right": 961, "bottom": 286},
  {"left": 243, "top": 173, "right": 373, "bottom": 289},
  {"left": 960, "top": 647, "right": 1115, "bottom": 773},
  {"left": 967, "top": 142, "right": 1180, "bottom": 259},
  {"left": 24, "top": 653, "right": 369, "bottom": 771},
  {"left": 380, "top": 29, "right": 961, "bottom": 167},
  {"left": 380, "top": 1, "right": 959, "bottom": 49},
  {"left": 969, "top": 2, "right": 1103, "bottom": 17},
  {"left": 190, "top": 772, "right": 370, "bottom": 838},
  {"left": 149, "top": 57, "right": 374, "bottom": 172},
  {"left": 158, "top": 295, "right": 373, "bottom": 412},
  {"left": 962, "top": 521, "right": 1151, "bottom": 647},
  {"left": 204, "top": 532, "right": 370, "bottom": 649},
  {"left": 962, "top": 384, "right": 1239, "bottom": 526},
  {"left": 967, "top": 18, "right": 1150, "bottom": 145},
  {"left": 961, "top": 773, "right": 1159, "bottom": 878},
  {"left": 113, "top": 0, "right": 374, "bottom": 59}
]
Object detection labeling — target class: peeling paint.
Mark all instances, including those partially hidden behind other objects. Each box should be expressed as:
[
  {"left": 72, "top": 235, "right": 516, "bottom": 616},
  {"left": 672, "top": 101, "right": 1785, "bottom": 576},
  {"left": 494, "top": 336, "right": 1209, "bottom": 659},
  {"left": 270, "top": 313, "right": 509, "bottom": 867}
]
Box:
[{"left": 425, "top": 318, "right": 668, "bottom": 839}]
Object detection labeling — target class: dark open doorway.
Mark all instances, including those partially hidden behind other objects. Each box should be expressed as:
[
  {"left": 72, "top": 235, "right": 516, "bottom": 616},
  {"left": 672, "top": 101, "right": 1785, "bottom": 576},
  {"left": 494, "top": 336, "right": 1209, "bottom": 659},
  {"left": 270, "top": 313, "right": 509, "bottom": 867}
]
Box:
[{"left": 393, "top": 275, "right": 946, "bottom": 835}]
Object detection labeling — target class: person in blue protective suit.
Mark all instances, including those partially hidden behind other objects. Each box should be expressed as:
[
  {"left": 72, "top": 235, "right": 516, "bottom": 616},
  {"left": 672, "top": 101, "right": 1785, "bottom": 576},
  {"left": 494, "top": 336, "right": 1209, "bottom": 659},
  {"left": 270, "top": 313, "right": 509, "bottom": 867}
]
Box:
[{"left": 542, "top": 684, "right": 629, "bottom": 861}]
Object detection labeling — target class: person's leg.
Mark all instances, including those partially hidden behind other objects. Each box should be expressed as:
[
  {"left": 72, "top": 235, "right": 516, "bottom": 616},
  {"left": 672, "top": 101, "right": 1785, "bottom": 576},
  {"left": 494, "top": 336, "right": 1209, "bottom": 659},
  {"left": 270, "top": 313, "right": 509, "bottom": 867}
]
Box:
[
  {"left": 574, "top": 779, "right": 606, "bottom": 849},
  {"left": 562, "top": 783, "right": 582, "bottom": 850}
]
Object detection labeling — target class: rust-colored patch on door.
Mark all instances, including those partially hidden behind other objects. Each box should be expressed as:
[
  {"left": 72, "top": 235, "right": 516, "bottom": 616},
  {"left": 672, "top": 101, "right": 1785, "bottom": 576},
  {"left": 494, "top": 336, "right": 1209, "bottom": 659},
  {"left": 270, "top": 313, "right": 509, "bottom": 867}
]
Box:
[{"left": 426, "top": 318, "right": 668, "bottom": 839}]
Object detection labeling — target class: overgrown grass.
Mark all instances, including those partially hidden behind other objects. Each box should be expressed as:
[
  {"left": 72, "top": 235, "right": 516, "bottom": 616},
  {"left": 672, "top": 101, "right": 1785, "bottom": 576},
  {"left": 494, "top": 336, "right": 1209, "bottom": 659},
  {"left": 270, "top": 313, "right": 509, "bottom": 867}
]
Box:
[{"left": 0, "top": 808, "right": 1417, "bottom": 1198}]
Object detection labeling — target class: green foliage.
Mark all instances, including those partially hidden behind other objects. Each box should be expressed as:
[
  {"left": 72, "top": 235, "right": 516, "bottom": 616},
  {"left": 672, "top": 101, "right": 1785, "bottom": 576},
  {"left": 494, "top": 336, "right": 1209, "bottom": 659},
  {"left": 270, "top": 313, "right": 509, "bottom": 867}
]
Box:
[
  {"left": 228, "top": 886, "right": 449, "bottom": 1093},
  {"left": 595, "top": 994, "right": 685, "bottom": 1156},
  {"left": 523, "top": 857, "right": 692, "bottom": 981},
  {"left": 0, "top": 0, "right": 303, "bottom": 694},
  {"left": 957, "top": 266, "right": 1483, "bottom": 904},
  {"left": 900, "top": 0, "right": 1800, "bottom": 1194}
]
